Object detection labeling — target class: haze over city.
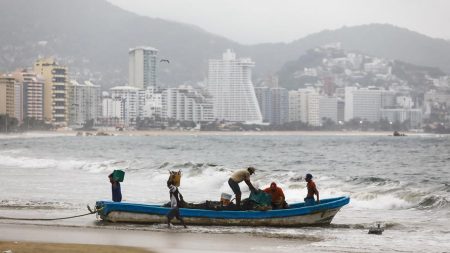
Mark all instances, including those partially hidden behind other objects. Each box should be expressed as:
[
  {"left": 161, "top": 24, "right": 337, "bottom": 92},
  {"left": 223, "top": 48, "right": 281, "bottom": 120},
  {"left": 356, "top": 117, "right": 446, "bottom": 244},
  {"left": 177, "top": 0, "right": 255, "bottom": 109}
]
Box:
[{"left": 108, "top": 0, "right": 450, "bottom": 43}]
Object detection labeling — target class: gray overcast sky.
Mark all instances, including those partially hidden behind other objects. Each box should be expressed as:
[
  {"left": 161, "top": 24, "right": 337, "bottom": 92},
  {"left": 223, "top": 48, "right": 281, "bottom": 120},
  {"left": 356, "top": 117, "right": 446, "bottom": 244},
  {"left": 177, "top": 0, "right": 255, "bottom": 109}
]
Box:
[{"left": 107, "top": 0, "right": 450, "bottom": 44}]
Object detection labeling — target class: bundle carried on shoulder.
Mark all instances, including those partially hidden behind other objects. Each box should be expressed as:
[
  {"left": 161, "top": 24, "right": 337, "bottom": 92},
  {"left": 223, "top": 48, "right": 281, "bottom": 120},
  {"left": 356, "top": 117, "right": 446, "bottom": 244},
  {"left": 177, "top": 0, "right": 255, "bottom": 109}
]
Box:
[{"left": 168, "top": 170, "right": 181, "bottom": 187}]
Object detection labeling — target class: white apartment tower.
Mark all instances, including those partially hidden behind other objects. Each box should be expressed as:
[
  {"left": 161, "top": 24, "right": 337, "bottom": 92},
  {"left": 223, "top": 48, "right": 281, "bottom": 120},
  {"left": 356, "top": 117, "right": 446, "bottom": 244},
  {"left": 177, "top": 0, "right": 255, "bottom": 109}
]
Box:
[
  {"left": 110, "top": 86, "right": 141, "bottom": 126},
  {"left": 207, "top": 49, "right": 262, "bottom": 123},
  {"left": 69, "top": 80, "right": 101, "bottom": 126},
  {"left": 129, "top": 47, "right": 158, "bottom": 89}
]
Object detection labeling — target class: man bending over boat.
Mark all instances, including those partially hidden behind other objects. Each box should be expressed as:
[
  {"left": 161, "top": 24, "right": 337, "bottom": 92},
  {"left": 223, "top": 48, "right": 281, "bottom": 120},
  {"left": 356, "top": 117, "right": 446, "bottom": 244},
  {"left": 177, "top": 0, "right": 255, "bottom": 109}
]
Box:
[
  {"left": 166, "top": 180, "right": 187, "bottom": 228},
  {"left": 228, "top": 167, "right": 257, "bottom": 209},
  {"left": 304, "top": 173, "right": 320, "bottom": 205},
  {"left": 264, "top": 182, "right": 288, "bottom": 209}
]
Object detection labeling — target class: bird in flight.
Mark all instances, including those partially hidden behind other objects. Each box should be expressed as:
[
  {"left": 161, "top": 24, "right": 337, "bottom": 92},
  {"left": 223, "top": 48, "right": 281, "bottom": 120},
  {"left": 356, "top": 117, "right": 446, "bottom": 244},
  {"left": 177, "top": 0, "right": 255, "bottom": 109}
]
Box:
[{"left": 160, "top": 59, "right": 170, "bottom": 63}]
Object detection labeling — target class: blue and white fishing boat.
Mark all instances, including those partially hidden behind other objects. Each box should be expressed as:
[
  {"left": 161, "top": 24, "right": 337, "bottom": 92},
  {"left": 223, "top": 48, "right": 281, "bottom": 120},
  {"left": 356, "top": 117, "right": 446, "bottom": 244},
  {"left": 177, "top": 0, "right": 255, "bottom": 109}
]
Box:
[{"left": 96, "top": 196, "right": 349, "bottom": 227}]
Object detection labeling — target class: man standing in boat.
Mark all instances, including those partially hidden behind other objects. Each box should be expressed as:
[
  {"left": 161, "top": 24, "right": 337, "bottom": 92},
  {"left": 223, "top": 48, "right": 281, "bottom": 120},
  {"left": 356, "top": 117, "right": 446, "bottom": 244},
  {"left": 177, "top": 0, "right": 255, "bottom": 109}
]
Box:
[
  {"left": 228, "top": 167, "right": 257, "bottom": 209},
  {"left": 166, "top": 179, "right": 187, "bottom": 228},
  {"left": 304, "top": 173, "right": 320, "bottom": 205}
]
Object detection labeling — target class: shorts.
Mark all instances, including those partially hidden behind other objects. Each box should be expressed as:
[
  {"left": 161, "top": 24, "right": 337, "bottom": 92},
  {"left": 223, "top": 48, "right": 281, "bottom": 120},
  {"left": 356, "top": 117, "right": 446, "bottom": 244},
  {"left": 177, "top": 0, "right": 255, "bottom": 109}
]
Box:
[
  {"left": 167, "top": 207, "right": 181, "bottom": 220},
  {"left": 228, "top": 178, "right": 241, "bottom": 195},
  {"left": 304, "top": 197, "right": 316, "bottom": 206}
]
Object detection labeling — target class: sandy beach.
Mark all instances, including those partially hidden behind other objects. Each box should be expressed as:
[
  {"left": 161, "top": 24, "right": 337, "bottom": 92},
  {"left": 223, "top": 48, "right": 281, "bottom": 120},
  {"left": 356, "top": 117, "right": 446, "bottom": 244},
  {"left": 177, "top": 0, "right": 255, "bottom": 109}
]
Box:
[{"left": 0, "top": 224, "right": 310, "bottom": 253}]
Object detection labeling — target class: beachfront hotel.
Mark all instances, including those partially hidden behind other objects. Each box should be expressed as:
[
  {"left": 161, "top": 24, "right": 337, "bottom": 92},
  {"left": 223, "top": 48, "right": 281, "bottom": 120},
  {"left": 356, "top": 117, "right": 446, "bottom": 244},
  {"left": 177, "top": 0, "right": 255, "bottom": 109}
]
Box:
[
  {"left": 68, "top": 80, "right": 101, "bottom": 127},
  {"left": 33, "top": 58, "right": 68, "bottom": 126},
  {"left": 129, "top": 46, "right": 158, "bottom": 89},
  {"left": 207, "top": 49, "right": 262, "bottom": 124}
]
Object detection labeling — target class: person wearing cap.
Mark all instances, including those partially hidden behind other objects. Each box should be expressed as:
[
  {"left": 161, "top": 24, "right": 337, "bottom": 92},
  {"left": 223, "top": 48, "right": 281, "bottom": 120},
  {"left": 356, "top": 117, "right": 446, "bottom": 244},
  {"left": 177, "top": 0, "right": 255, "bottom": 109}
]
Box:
[
  {"left": 304, "top": 173, "right": 320, "bottom": 206},
  {"left": 263, "top": 182, "right": 288, "bottom": 209},
  {"left": 228, "top": 167, "right": 256, "bottom": 209}
]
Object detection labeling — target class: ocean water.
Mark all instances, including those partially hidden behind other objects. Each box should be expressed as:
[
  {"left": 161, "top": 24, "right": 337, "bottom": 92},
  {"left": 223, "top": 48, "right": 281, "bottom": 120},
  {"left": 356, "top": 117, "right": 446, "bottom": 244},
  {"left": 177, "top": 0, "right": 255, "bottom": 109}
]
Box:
[{"left": 0, "top": 133, "right": 449, "bottom": 252}]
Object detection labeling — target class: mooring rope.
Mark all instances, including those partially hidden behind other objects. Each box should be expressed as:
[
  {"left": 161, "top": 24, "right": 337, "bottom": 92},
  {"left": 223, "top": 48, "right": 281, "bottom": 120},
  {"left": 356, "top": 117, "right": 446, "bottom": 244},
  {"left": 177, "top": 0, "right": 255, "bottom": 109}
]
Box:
[{"left": 0, "top": 206, "right": 102, "bottom": 221}]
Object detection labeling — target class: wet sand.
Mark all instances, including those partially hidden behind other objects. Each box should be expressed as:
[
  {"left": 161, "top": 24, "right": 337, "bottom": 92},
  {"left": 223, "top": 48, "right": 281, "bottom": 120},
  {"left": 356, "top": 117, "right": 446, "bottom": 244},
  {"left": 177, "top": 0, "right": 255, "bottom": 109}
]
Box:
[
  {"left": 0, "top": 241, "right": 153, "bottom": 253},
  {"left": 0, "top": 224, "right": 309, "bottom": 253}
]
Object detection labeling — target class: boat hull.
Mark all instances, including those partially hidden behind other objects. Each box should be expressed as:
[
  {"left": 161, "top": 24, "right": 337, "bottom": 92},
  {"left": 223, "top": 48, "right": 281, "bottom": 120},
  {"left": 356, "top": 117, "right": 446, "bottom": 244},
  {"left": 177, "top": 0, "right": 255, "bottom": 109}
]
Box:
[
  {"left": 96, "top": 196, "right": 349, "bottom": 227},
  {"left": 104, "top": 207, "right": 341, "bottom": 227}
]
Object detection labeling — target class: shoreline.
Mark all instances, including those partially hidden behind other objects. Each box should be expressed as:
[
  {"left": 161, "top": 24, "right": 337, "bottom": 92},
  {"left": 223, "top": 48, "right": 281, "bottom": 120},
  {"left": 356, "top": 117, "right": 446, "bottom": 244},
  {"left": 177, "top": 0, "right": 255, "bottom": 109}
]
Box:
[
  {"left": 0, "top": 223, "right": 310, "bottom": 253},
  {"left": 0, "top": 129, "right": 433, "bottom": 138}
]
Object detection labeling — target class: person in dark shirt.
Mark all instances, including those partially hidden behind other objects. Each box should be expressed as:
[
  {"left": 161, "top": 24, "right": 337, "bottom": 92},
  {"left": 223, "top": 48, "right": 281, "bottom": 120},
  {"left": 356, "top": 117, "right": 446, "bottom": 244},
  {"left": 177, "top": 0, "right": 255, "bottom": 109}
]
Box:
[
  {"left": 166, "top": 179, "right": 187, "bottom": 228},
  {"left": 108, "top": 173, "right": 122, "bottom": 202},
  {"left": 304, "top": 173, "right": 319, "bottom": 206}
]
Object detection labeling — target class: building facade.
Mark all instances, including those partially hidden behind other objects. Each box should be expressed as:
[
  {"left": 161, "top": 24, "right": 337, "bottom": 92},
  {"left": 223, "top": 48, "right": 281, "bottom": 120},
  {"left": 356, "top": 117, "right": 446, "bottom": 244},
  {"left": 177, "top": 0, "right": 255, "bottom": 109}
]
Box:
[
  {"left": 110, "top": 86, "right": 141, "bottom": 126},
  {"left": 69, "top": 80, "right": 101, "bottom": 127},
  {"left": 0, "top": 76, "right": 16, "bottom": 117},
  {"left": 129, "top": 47, "right": 158, "bottom": 89},
  {"left": 15, "top": 71, "right": 44, "bottom": 121},
  {"left": 33, "top": 58, "right": 69, "bottom": 125},
  {"left": 207, "top": 49, "right": 262, "bottom": 123},
  {"left": 162, "top": 87, "right": 214, "bottom": 122}
]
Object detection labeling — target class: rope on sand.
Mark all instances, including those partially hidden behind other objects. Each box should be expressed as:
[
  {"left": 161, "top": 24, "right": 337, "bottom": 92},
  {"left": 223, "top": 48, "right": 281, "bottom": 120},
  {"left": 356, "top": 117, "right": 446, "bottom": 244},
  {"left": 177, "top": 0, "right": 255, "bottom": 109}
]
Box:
[{"left": 0, "top": 205, "right": 101, "bottom": 221}]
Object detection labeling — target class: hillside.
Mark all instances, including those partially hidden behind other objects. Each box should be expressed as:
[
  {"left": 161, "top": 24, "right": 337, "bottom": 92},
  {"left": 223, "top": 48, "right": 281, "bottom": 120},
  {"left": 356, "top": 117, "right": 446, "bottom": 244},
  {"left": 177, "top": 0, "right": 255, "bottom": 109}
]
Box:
[{"left": 1, "top": 0, "right": 450, "bottom": 90}]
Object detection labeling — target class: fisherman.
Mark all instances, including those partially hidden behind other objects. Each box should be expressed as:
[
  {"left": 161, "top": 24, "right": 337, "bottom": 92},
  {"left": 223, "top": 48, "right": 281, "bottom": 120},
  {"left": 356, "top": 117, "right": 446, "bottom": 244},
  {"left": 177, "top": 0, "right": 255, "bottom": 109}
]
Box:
[
  {"left": 228, "top": 167, "right": 257, "bottom": 209},
  {"left": 263, "top": 182, "right": 288, "bottom": 209},
  {"left": 108, "top": 173, "right": 122, "bottom": 202},
  {"left": 304, "top": 173, "right": 319, "bottom": 205},
  {"left": 166, "top": 179, "right": 187, "bottom": 228}
]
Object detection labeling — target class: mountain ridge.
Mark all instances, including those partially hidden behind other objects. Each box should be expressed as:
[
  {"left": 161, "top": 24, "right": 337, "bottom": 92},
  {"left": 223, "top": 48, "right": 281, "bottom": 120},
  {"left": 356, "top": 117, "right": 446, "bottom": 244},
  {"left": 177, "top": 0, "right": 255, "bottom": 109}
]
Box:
[{"left": 1, "top": 0, "right": 450, "bottom": 90}]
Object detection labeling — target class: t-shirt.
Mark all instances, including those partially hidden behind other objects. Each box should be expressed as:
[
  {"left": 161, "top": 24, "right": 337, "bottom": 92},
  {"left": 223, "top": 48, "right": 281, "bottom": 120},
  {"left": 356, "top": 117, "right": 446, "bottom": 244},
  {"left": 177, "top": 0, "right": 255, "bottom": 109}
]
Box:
[
  {"left": 169, "top": 185, "right": 179, "bottom": 208},
  {"left": 230, "top": 169, "right": 250, "bottom": 183},
  {"left": 263, "top": 187, "right": 285, "bottom": 204}
]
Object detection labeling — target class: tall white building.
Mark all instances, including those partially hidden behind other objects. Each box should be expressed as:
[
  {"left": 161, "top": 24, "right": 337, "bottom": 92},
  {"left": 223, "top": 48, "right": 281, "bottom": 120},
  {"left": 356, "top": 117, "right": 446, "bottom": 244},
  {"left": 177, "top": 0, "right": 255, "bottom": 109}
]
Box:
[
  {"left": 207, "top": 49, "right": 262, "bottom": 123},
  {"left": 288, "top": 88, "right": 313, "bottom": 123},
  {"left": 142, "top": 87, "right": 163, "bottom": 119},
  {"left": 307, "top": 92, "right": 321, "bottom": 126},
  {"left": 101, "top": 92, "right": 123, "bottom": 126},
  {"left": 344, "top": 86, "right": 357, "bottom": 121},
  {"left": 129, "top": 47, "right": 158, "bottom": 89},
  {"left": 69, "top": 80, "right": 101, "bottom": 126},
  {"left": 110, "top": 86, "right": 142, "bottom": 126}
]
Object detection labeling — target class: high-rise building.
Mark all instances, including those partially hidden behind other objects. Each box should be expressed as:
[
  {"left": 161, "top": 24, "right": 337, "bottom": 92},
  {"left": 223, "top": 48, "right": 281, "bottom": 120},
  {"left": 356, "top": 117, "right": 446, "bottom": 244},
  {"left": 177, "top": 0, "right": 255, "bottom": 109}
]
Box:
[
  {"left": 319, "top": 96, "right": 338, "bottom": 123},
  {"left": 69, "top": 80, "right": 101, "bottom": 126},
  {"left": 142, "top": 87, "right": 163, "bottom": 119},
  {"left": 288, "top": 88, "right": 313, "bottom": 123},
  {"left": 110, "top": 86, "right": 142, "bottom": 126},
  {"left": 207, "top": 49, "right": 262, "bottom": 123},
  {"left": 345, "top": 86, "right": 383, "bottom": 122},
  {"left": 271, "top": 87, "right": 289, "bottom": 125},
  {"left": 12, "top": 70, "right": 45, "bottom": 122},
  {"left": 101, "top": 92, "right": 122, "bottom": 126},
  {"left": 33, "top": 58, "right": 68, "bottom": 125},
  {"left": 255, "top": 87, "right": 288, "bottom": 125},
  {"left": 307, "top": 92, "right": 321, "bottom": 126},
  {"left": 129, "top": 47, "right": 158, "bottom": 89},
  {"left": 254, "top": 87, "right": 272, "bottom": 123},
  {"left": 0, "top": 76, "right": 16, "bottom": 117}
]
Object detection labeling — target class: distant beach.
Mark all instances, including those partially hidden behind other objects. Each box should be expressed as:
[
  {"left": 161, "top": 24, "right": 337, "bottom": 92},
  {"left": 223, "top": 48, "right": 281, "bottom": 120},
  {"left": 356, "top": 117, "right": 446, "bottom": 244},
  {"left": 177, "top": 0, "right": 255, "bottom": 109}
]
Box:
[{"left": 0, "top": 129, "right": 426, "bottom": 139}]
